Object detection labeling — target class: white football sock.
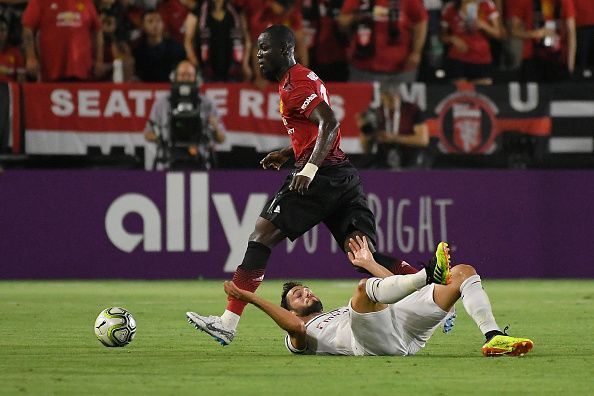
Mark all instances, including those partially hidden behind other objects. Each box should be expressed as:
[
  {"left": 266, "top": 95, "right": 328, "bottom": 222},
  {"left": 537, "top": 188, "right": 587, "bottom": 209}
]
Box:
[
  {"left": 220, "top": 310, "right": 240, "bottom": 331},
  {"left": 460, "top": 274, "right": 500, "bottom": 335},
  {"left": 365, "top": 269, "right": 427, "bottom": 303}
]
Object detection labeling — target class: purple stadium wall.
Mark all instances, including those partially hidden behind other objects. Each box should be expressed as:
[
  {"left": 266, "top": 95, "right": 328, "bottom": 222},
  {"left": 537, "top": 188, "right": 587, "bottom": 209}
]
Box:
[{"left": 0, "top": 170, "right": 592, "bottom": 279}]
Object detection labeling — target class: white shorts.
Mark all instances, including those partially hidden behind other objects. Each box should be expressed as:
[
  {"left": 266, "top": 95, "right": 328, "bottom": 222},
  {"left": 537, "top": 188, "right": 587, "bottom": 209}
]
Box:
[{"left": 349, "top": 284, "right": 448, "bottom": 356}]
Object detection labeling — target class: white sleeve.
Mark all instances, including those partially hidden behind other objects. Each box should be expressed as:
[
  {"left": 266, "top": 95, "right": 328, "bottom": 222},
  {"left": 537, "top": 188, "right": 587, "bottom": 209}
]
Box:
[{"left": 284, "top": 334, "right": 307, "bottom": 354}]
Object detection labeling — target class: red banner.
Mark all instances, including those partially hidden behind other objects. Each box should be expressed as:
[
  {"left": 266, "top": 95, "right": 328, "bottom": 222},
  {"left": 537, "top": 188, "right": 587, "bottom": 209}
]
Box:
[
  {"left": 23, "top": 83, "right": 169, "bottom": 133},
  {"left": 23, "top": 81, "right": 562, "bottom": 157},
  {"left": 22, "top": 82, "right": 374, "bottom": 156}
]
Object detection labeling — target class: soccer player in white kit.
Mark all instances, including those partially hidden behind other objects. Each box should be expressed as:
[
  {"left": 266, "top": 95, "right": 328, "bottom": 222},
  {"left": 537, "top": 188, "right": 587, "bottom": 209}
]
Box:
[{"left": 222, "top": 236, "right": 534, "bottom": 357}]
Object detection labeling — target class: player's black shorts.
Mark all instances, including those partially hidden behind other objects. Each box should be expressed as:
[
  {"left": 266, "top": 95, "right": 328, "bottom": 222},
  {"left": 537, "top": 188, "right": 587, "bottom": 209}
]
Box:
[{"left": 260, "top": 162, "right": 377, "bottom": 250}]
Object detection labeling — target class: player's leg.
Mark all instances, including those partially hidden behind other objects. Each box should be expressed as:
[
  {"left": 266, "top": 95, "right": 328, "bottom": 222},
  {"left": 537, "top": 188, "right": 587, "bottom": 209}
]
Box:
[
  {"left": 187, "top": 217, "right": 285, "bottom": 345},
  {"left": 352, "top": 240, "right": 450, "bottom": 307},
  {"left": 350, "top": 278, "right": 388, "bottom": 314},
  {"left": 187, "top": 171, "right": 336, "bottom": 344},
  {"left": 348, "top": 243, "right": 451, "bottom": 356},
  {"left": 321, "top": 164, "right": 418, "bottom": 276},
  {"left": 372, "top": 252, "right": 419, "bottom": 275},
  {"left": 325, "top": 200, "right": 415, "bottom": 275},
  {"left": 225, "top": 218, "right": 286, "bottom": 321},
  {"left": 432, "top": 264, "right": 534, "bottom": 356}
]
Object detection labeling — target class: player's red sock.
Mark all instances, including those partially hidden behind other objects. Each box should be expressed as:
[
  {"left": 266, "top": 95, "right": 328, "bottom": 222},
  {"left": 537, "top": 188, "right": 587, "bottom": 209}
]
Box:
[
  {"left": 372, "top": 252, "right": 419, "bottom": 275},
  {"left": 395, "top": 260, "right": 419, "bottom": 275},
  {"left": 226, "top": 267, "right": 265, "bottom": 315},
  {"left": 226, "top": 241, "right": 271, "bottom": 316}
]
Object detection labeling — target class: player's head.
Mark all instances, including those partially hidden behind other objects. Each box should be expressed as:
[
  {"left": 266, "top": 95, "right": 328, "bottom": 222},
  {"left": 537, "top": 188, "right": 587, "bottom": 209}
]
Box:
[
  {"left": 280, "top": 282, "right": 323, "bottom": 317},
  {"left": 174, "top": 60, "right": 197, "bottom": 83},
  {"left": 257, "top": 25, "right": 296, "bottom": 81}
]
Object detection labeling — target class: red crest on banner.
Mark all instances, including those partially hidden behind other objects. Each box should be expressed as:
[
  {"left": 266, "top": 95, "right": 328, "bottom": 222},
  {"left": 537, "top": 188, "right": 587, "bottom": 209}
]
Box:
[{"left": 435, "top": 90, "right": 499, "bottom": 154}]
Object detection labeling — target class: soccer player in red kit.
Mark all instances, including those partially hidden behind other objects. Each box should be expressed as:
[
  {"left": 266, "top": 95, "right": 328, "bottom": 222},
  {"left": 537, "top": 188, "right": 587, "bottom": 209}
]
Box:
[{"left": 186, "top": 24, "right": 450, "bottom": 346}]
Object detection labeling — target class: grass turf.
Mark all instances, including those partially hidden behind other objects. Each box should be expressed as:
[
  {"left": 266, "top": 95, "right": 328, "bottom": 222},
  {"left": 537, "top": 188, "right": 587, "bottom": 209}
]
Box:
[{"left": 1, "top": 280, "right": 593, "bottom": 395}]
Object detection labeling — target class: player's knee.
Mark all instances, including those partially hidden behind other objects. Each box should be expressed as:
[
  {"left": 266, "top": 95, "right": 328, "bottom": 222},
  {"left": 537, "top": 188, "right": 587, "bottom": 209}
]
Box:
[
  {"left": 343, "top": 231, "right": 375, "bottom": 252},
  {"left": 249, "top": 219, "right": 285, "bottom": 247},
  {"left": 450, "top": 264, "right": 477, "bottom": 284},
  {"left": 357, "top": 278, "right": 369, "bottom": 293},
  {"left": 248, "top": 229, "right": 265, "bottom": 243},
  {"left": 352, "top": 278, "right": 375, "bottom": 307}
]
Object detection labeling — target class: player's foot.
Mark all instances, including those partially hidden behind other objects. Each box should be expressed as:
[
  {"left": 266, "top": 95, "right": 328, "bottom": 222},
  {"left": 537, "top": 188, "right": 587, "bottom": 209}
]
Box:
[
  {"left": 186, "top": 312, "right": 235, "bottom": 346},
  {"left": 424, "top": 242, "right": 451, "bottom": 285},
  {"left": 482, "top": 334, "right": 534, "bottom": 357},
  {"left": 442, "top": 307, "right": 456, "bottom": 334}
]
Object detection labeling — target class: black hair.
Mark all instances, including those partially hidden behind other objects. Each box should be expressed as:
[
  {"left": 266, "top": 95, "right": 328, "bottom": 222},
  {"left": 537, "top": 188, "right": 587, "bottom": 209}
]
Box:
[
  {"left": 141, "top": 8, "right": 160, "bottom": 20},
  {"left": 262, "top": 24, "right": 295, "bottom": 51},
  {"left": 280, "top": 281, "right": 303, "bottom": 310}
]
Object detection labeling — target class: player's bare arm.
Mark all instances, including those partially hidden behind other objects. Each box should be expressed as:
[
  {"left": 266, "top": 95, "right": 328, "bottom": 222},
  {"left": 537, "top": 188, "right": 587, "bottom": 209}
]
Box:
[
  {"left": 223, "top": 281, "right": 307, "bottom": 350},
  {"left": 348, "top": 236, "right": 394, "bottom": 279},
  {"left": 289, "top": 101, "right": 339, "bottom": 194},
  {"left": 260, "top": 146, "right": 293, "bottom": 170}
]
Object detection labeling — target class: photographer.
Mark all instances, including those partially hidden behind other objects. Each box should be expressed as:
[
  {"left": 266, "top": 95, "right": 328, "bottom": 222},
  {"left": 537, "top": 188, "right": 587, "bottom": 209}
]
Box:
[
  {"left": 144, "top": 60, "right": 226, "bottom": 170},
  {"left": 357, "top": 82, "right": 430, "bottom": 170}
]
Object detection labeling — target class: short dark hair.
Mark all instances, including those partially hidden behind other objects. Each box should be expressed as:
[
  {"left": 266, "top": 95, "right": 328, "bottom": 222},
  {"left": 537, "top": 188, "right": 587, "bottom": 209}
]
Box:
[
  {"left": 262, "top": 24, "right": 295, "bottom": 51},
  {"left": 142, "top": 8, "right": 160, "bottom": 20},
  {"left": 280, "top": 281, "right": 303, "bottom": 310}
]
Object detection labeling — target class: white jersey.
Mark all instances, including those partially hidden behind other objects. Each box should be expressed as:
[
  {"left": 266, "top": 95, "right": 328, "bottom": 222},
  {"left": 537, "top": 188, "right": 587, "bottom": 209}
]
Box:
[
  {"left": 283, "top": 286, "right": 449, "bottom": 356},
  {"left": 284, "top": 307, "right": 363, "bottom": 355}
]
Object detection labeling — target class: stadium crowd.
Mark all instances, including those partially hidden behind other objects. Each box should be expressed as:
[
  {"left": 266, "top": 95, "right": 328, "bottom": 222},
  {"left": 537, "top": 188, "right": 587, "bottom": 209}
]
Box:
[{"left": 0, "top": 0, "right": 593, "bottom": 84}]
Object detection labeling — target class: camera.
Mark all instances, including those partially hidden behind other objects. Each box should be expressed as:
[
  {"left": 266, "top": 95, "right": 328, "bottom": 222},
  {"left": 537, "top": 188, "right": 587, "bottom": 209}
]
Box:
[
  {"left": 359, "top": 109, "right": 379, "bottom": 135},
  {"left": 169, "top": 82, "right": 202, "bottom": 147}
]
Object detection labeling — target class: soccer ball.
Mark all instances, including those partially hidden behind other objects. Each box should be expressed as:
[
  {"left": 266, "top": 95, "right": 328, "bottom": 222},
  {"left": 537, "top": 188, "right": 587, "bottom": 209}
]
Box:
[{"left": 94, "top": 307, "right": 136, "bottom": 347}]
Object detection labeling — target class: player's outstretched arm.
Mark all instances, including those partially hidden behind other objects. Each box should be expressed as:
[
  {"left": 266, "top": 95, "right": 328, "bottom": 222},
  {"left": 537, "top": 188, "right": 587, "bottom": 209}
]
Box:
[
  {"left": 348, "top": 236, "right": 394, "bottom": 279},
  {"left": 223, "top": 281, "right": 307, "bottom": 349},
  {"left": 290, "top": 102, "right": 339, "bottom": 194}
]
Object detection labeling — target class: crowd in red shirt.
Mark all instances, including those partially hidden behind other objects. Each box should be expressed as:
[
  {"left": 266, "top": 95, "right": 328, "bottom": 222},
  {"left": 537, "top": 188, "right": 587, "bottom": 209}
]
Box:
[{"left": 0, "top": 0, "right": 592, "bottom": 83}]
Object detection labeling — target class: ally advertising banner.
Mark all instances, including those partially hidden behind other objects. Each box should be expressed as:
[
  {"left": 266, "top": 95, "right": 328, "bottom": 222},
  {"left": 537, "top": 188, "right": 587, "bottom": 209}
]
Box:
[{"left": 0, "top": 170, "right": 593, "bottom": 279}]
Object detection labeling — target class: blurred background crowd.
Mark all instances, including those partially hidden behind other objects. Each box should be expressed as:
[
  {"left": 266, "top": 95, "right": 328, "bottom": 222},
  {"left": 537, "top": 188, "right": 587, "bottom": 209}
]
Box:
[{"left": 1, "top": 0, "right": 593, "bottom": 85}]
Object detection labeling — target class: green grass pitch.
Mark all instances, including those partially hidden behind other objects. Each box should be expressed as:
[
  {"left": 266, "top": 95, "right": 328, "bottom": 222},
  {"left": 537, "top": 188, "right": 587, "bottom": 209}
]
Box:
[{"left": 1, "top": 280, "right": 593, "bottom": 395}]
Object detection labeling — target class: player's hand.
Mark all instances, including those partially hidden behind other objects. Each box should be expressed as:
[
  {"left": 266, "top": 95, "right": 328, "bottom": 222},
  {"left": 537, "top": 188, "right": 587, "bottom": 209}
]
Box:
[
  {"left": 289, "top": 174, "right": 312, "bottom": 195},
  {"left": 223, "top": 281, "right": 252, "bottom": 302},
  {"left": 260, "top": 150, "right": 289, "bottom": 170},
  {"left": 347, "top": 235, "right": 374, "bottom": 270}
]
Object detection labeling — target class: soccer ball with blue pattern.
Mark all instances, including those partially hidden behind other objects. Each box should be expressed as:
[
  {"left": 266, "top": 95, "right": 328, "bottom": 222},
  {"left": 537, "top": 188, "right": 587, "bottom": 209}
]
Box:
[{"left": 94, "top": 307, "right": 136, "bottom": 347}]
